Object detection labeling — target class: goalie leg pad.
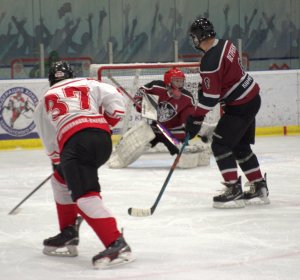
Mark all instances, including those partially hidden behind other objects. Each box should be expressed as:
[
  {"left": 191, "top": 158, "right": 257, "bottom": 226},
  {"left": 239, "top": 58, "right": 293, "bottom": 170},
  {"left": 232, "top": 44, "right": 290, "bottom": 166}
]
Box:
[
  {"left": 108, "top": 121, "right": 155, "bottom": 168},
  {"left": 178, "top": 152, "right": 199, "bottom": 169},
  {"left": 178, "top": 143, "right": 211, "bottom": 169},
  {"left": 198, "top": 149, "right": 211, "bottom": 166}
]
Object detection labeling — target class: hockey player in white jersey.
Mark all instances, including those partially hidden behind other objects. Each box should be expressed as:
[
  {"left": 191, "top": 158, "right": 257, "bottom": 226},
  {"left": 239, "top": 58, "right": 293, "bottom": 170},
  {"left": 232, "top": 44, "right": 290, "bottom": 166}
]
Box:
[{"left": 34, "top": 61, "right": 134, "bottom": 269}]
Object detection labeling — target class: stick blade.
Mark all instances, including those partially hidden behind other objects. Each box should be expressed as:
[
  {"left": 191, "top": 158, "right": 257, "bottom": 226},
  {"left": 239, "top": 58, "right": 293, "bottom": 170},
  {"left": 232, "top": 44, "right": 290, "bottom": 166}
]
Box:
[
  {"left": 8, "top": 208, "right": 21, "bottom": 215},
  {"left": 128, "top": 207, "right": 152, "bottom": 217}
]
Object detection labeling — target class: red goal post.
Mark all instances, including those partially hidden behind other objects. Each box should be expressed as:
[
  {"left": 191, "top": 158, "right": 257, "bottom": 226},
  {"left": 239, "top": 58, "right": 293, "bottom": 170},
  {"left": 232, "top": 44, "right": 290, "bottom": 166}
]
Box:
[{"left": 89, "top": 62, "right": 220, "bottom": 136}]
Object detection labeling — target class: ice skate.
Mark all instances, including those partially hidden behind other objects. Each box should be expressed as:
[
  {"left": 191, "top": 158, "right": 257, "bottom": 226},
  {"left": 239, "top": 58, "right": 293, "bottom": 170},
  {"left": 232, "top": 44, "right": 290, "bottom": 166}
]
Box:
[
  {"left": 92, "top": 235, "right": 135, "bottom": 269},
  {"left": 43, "top": 216, "right": 83, "bottom": 257},
  {"left": 213, "top": 177, "right": 245, "bottom": 209},
  {"left": 244, "top": 174, "right": 270, "bottom": 205}
]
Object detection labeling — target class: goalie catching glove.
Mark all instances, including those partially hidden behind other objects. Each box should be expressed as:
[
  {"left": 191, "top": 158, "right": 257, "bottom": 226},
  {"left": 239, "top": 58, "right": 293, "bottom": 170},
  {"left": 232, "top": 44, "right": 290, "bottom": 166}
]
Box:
[{"left": 185, "top": 115, "right": 204, "bottom": 139}]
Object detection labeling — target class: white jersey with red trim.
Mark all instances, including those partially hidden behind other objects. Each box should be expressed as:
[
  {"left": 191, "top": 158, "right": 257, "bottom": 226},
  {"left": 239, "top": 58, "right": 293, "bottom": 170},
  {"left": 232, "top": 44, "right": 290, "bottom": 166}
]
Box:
[{"left": 34, "top": 78, "right": 125, "bottom": 163}]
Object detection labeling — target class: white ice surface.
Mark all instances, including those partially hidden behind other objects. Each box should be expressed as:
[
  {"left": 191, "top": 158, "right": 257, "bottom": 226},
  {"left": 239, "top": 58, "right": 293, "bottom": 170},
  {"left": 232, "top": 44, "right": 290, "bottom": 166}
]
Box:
[{"left": 0, "top": 136, "right": 300, "bottom": 280}]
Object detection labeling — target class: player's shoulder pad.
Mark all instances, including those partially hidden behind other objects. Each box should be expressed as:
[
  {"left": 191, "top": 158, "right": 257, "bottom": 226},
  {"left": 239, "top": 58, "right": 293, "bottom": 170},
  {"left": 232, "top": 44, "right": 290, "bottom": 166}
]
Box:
[
  {"left": 181, "top": 88, "right": 193, "bottom": 98},
  {"left": 143, "top": 80, "right": 165, "bottom": 90},
  {"left": 201, "top": 39, "right": 227, "bottom": 72},
  {"left": 181, "top": 88, "right": 195, "bottom": 102}
]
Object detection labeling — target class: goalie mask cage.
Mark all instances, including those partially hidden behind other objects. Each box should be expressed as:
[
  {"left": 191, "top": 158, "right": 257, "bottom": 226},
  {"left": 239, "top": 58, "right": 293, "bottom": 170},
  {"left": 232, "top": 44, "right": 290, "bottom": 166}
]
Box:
[{"left": 89, "top": 62, "right": 220, "bottom": 137}]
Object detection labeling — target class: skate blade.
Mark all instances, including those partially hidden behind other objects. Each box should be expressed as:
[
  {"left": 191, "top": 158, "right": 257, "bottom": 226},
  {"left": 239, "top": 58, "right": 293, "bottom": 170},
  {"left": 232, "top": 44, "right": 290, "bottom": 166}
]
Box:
[
  {"left": 43, "top": 245, "right": 78, "bottom": 257},
  {"left": 93, "top": 252, "right": 135, "bottom": 269},
  {"left": 244, "top": 196, "right": 270, "bottom": 206},
  {"left": 213, "top": 199, "right": 245, "bottom": 209}
]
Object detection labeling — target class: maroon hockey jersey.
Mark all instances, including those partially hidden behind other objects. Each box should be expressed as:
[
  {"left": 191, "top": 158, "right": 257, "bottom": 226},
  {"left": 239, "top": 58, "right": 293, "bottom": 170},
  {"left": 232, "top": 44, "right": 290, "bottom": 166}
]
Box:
[
  {"left": 197, "top": 39, "right": 260, "bottom": 115},
  {"left": 134, "top": 81, "right": 202, "bottom": 141}
]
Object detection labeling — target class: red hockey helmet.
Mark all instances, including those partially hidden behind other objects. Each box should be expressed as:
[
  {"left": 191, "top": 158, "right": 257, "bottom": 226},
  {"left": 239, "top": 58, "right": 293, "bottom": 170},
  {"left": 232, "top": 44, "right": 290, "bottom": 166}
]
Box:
[{"left": 164, "top": 67, "right": 185, "bottom": 89}]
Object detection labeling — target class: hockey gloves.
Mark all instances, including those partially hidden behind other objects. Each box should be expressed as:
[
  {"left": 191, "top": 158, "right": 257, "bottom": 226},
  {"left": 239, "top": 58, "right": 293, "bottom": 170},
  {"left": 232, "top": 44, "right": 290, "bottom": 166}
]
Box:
[{"left": 185, "top": 115, "right": 204, "bottom": 140}]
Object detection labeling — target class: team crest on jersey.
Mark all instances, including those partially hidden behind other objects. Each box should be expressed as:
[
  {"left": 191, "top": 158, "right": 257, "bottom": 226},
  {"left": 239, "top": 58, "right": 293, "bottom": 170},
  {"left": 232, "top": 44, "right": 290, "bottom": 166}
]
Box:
[
  {"left": 157, "top": 102, "right": 177, "bottom": 122},
  {"left": 0, "top": 87, "right": 38, "bottom": 137}
]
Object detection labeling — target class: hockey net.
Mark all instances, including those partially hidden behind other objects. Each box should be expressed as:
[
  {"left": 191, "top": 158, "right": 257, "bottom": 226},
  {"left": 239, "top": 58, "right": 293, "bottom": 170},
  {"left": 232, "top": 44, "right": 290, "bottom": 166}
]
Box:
[{"left": 90, "top": 62, "right": 220, "bottom": 151}]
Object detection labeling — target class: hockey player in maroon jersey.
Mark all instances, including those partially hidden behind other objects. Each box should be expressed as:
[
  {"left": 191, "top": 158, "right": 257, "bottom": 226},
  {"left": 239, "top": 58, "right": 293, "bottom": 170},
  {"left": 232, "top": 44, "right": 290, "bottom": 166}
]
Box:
[
  {"left": 188, "top": 18, "right": 270, "bottom": 208},
  {"left": 107, "top": 67, "right": 209, "bottom": 169},
  {"left": 134, "top": 67, "right": 203, "bottom": 149},
  {"left": 33, "top": 61, "right": 134, "bottom": 268}
]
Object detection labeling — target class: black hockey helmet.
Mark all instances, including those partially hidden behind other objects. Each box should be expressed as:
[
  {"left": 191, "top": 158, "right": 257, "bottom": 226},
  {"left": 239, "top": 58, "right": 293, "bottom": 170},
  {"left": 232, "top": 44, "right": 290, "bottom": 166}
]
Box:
[
  {"left": 48, "top": 60, "right": 74, "bottom": 86},
  {"left": 190, "top": 18, "right": 216, "bottom": 49}
]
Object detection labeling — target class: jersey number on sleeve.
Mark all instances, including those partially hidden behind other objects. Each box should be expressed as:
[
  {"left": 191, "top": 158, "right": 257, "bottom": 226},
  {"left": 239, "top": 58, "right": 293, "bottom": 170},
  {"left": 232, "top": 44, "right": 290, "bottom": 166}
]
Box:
[{"left": 45, "top": 86, "right": 90, "bottom": 121}]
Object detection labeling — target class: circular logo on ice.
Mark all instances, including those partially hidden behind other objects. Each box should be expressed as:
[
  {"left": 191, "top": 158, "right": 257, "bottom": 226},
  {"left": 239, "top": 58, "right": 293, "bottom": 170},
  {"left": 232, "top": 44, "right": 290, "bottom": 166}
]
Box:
[{"left": 0, "top": 87, "right": 38, "bottom": 137}]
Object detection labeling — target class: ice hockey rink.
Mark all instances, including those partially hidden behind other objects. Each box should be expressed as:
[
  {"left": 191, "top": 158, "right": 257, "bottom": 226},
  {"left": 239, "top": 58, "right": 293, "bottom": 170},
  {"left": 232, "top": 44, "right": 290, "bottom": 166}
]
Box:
[{"left": 0, "top": 135, "right": 300, "bottom": 280}]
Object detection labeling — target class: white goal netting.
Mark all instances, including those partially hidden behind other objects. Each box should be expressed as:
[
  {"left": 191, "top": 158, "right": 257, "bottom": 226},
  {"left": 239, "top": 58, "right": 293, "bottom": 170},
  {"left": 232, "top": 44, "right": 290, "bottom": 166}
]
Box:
[{"left": 90, "top": 62, "right": 220, "bottom": 140}]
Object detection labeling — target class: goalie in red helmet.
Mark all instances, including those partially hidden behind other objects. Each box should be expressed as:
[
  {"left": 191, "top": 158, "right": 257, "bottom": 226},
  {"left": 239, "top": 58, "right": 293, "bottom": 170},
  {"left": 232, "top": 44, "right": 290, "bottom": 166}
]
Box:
[
  {"left": 108, "top": 67, "right": 212, "bottom": 169},
  {"left": 163, "top": 67, "right": 186, "bottom": 99}
]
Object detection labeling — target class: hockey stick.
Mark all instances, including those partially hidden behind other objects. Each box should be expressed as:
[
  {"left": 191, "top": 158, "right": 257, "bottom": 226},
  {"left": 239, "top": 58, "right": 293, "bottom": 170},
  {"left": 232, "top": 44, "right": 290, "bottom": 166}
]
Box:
[
  {"left": 8, "top": 174, "right": 52, "bottom": 215},
  {"left": 108, "top": 74, "right": 180, "bottom": 147},
  {"left": 128, "top": 134, "right": 189, "bottom": 217},
  {"left": 108, "top": 73, "right": 149, "bottom": 114},
  {"left": 155, "top": 121, "right": 180, "bottom": 146}
]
